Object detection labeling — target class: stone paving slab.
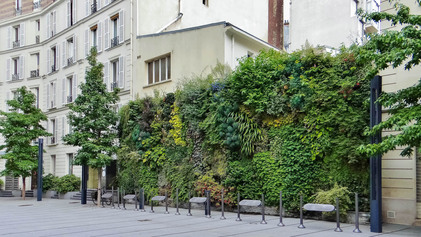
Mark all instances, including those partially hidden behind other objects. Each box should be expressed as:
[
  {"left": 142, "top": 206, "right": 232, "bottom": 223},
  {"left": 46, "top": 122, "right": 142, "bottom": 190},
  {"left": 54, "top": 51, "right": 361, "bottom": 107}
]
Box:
[{"left": 0, "top": 197, "right": 420, "bottom": 237}]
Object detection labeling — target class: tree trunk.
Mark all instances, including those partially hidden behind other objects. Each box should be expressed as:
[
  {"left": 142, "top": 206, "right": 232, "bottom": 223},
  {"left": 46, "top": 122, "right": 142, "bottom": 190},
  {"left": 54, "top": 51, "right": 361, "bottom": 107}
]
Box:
[
  {"left": 97, "top": 167, "right": 101, "bottom": 207},
  {"left": 22, "top": 176, "right": 26, "bottom": 200}
]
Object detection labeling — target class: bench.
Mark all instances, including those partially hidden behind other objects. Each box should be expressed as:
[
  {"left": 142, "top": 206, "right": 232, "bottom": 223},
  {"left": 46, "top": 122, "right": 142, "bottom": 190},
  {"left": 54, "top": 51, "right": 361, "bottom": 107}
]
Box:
[
  {"left": 100, "top": 192, "right": 113, "bottom": 207},
  {"left": 236, "top": 197, "right": 266, "bottom": 224},
  {"left": 187, "top": 190, "right": 211, "bottom": 217},
  {"left": 150, "top": 194, "right": 169, "bottom": 214},
  {"left": 122, "top": 194, "right": 138, "bottom": 210},
  {"left": 299, "top": 197, "right": 342, "bottom": 232}
]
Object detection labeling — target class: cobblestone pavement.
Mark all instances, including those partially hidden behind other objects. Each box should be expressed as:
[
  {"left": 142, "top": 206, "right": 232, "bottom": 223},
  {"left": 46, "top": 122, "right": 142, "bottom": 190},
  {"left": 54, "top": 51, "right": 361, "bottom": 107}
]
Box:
[{"left": 0, "top": 197, "right": 420, "bottom": 237}]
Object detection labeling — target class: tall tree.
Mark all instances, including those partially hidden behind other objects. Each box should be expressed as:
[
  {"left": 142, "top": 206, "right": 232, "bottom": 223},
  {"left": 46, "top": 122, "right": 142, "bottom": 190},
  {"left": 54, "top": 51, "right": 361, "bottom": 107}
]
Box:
[
  {"left": 0, "top": 87, "right": 50, "bottom": 199},
  {"left": 63, "top": 48, "right": 120, "bottom": 205},
  {"left": 357, "top": 1, "right": 421, "bottom": 157}
]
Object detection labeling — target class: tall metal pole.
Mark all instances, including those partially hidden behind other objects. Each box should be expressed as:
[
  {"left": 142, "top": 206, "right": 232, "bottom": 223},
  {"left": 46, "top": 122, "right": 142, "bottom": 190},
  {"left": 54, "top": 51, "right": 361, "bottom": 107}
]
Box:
[
  {"left": 37, "top": 138, "right": 43, "bottom": 201},
  {"left": 370, "top": 75, "right": 382, "bottom": 233},
  {"left": 81, "top": 164, "right": 88, "bottom": 204},
  {"left": 278, "top": 191, "right": 284, "bottom": 226}
]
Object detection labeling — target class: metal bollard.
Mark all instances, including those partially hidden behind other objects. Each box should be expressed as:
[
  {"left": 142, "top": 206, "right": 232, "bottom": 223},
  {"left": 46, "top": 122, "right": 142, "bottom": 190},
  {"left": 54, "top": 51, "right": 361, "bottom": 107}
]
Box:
[
  {"left": 101, "top": 188, "right": 105, "bottom": 208},
  {"left": 236, "top": 192, "right": 242, "bottom": 221},
  {"left": 150, "top": 191, "right": 154, "bottom": 213},
  {"left": 117, "top": 187, "right": 120, "bottom": 209},
  {"left": 220, "top": 188, "right": 226, "bottom": 220},
  {"left": 164, "top": 191, "right": 169, "bottom": 214},
  {"left": 206, "top": 190, "right": 211, "bottom": 218},
  {"left": 111, "top": 186, "right": 115, "bottom": 209},
  {"left": 187, "top": 191, "right": 192, "bottom": 216},
  {"left": 278, "top": 191, "right": 284, "bottom": 227},
  {"left": 261, "top": 193, "right": 267, "bottom": 224},
  {"left": 175, "top": 188, "right": 180, "bottom": 215},
  {"left": 353, "top": 193, "right": 362, "bottom": 233},
  {"left": 140, "top": 188, "right": 146, "bottom": 212},
  {"left": 298, "top": 195, "right": 305, "bottom": 228},
  {"left": 123, "top": 190, "right": 126, "bottom": 210},
  {"left": 134, "top": 190, "right": 138, "bottom": 211},
  {"left": 334, "top": 197, "right": 343, "bottom": 232}
]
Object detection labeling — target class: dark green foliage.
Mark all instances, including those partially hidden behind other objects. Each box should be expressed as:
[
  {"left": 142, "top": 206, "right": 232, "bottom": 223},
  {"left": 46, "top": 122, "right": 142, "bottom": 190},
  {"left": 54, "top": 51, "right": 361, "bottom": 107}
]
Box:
[
  {"left": 55, "top": 174, "right": 81, "bottom": 194},
  {"left": 42, "top": 174, "right": 58, "bottom": 192}
]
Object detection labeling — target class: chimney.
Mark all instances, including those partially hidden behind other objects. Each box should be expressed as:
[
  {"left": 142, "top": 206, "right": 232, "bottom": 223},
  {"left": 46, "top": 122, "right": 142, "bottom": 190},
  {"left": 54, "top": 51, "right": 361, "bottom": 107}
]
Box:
[{"left": 268, "top": 0, "right": 284, "bottom": 49}]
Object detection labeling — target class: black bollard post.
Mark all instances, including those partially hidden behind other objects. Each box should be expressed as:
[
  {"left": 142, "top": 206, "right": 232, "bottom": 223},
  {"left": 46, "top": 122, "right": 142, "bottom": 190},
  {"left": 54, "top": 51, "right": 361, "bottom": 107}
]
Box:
[
  {"left": 206, "top": 190, "right": 211, "bottom": 218},
  {"left": 37, "top": 138, "right": 43, "bottom": 202},
  {"left": 150, "top": 191, "right": 154, "bottom": 213},
  {"left": 334, "top": 197, "right": 343, "bottom": 232},
  {"left": 278, "top": 191, "right": 284, "bottom": 227},
  {"left": 111, "top": 186, "right": 115, "bottom": 208},
  {"left": 123, "top": 190, "right": 126, "bottom": 210},
  {"left": 236, "top": 192, "right": 242, "bottom": 221},
  {"left": 140, "top": 188, "right": 145, "bottom": 212},
  {"left": 164, "top": 190, "right": 169, "bottom": 214},
  {"left": 353, "top": 193, "right": 362, "bottom": 233},
  {"left": 175, "top": 188, "right": 180, "bottom": 215},
  {"left": 261, "top": 193, "right": 267, "bottom": 224},
  {"left": 117, "top": 187, "right": 120, "bottom": 209},
  {"left": 298, "top": 195, "right": 305, "bottom": 228},
  {"left": 187, "top": 191, "right": 192, "bottom": 216},
  {"left": 101, "top": 190, "right": 105, "bottom": 208},
  {"left": 220, "top": 188, "right": 226, "bottom": 220},
  {"left": 135, "top": 190, "right": 138, "bottom": 211}
]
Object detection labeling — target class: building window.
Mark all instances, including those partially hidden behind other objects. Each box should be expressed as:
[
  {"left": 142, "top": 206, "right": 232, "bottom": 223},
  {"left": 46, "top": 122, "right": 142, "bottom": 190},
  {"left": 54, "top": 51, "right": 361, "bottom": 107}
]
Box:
[
  {"left": 67, "top": 153, "right": 74, "bottom": 175},
  {"left": 48, "top": 81, "right": 57, "bottom": 109},
  {"left": 147, "top": 55, "right": 171, "bottom": 85},
  {"left": 202, "top": 0, "right": 209, "bottom": 6},
  {"left": 31, "top": 87, "right": 40, "bottom": 108},
  {"left": 49, "top": 119, "right": 57, "bottom": 145},
  {"left": 51, "top": 155, "right": 56, "bottom": 175},
  {"left": 51, "top": 46, "right": 57, "bottom": 72},
  {"left": 111, "top": 15, "right": 119, "bottom": 47},
  {"left": 91, "top": 25, "right": 98, "bottom": 49},
  {"left": 33, "top": 0, "right": 41, "bottom": 10},
  {"left": 67, "top": 0, "right": 75, "bottom": 27},
  {"left": 111, "top": 60, "right": 118, "bottom": 90},
  {"left": 108, "top": 11, "right": 124, "bottom": 49},
  {"left": 67, "top": 76, "right": 74, "bottom": 103},
  {"left": 12, "top": 58, "right": 19, "bottom": 81},
  {"left": 30, "top": 53, "right": 40, "bottom": 78},
  {"left": 16, "top": 0, "right": 22, "bottom": 15},
  {"left": 67, "top": 37, "right": 75, "bottom": 65},
  {"left": 92, "top": 0, "right": 98, "bottom": 14}
]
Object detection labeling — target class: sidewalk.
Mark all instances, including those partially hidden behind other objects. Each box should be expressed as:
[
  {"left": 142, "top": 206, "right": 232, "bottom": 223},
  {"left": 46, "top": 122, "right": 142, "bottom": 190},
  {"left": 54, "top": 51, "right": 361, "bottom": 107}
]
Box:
[{"left": 0, "top": 197, "right": 420, "bottom": 237}]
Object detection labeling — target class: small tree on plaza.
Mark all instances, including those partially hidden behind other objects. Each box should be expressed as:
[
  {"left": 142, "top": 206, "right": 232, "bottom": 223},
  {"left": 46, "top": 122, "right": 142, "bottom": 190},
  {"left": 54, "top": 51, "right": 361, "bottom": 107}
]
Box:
[
  {"left": 63, "top": 48, "right": 120, "bottom": 206},
  {"left": 0, "top": 87, "right": 50, "bottom": 199}
]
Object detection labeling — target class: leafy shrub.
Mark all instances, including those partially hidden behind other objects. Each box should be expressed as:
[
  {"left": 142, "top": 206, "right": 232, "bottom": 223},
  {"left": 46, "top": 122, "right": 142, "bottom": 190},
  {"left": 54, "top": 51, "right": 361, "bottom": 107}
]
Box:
[
  {"left": 195, "top": 174, "right": 236, "bottom": 208},
  {"left": 42, "top": 173, "right": 58, "bottom": 192},
  {"left": 312, "top": 183, "right": 352, "bottom": 220},
  {"left": 0, "top": 179, "right": 4, "bottom": 189},
  {"left": 55, "top": 175, "right": 81, "bottom": 194}
]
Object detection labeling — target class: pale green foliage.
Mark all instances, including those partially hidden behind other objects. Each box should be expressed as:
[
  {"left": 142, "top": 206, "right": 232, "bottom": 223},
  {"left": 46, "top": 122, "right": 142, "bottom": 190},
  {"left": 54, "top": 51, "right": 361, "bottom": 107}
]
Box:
[
  {"left": 63, "top": 48, "right": 120, "bottom": 168},
  {"left": 313, "top": 183, "right": 351, "bottom": 218},
  {"left": 0, "top": 87, "right": 50, "bottom": 178}
]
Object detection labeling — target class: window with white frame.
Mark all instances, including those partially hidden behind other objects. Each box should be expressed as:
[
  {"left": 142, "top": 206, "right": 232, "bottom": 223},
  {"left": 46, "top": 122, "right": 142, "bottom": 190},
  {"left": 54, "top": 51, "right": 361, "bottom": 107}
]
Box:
[
  {"left": 30, "top": 87, "right": 40, "bottom": 109},
  {"left": 65, "top": 37, "right": 76, "bottom": 66},
  {"left": 105, "top": 10, "right": 124, "bottom": 49},
  {"left": 67, "top": 153, "right": 74, "bottom": 175},
  {"left": 64, "top": 74, "right": 77, "bottom": 104},
  {"left": 16, "top": 0, "right": 22, "bottom": 15},
  {"left": 51, "top": 155, "right": 56, "bottom": 174},
  {"left": 33, "top": 0, "right": 41, "bottom": 10},
  {"left": 104, "top": 56, "right": 124, "bottom": 91},
  {"left": 47, "top": 11, "right": 56, "bottom": 38},
  {"left": 30, "top": 53, "right": 40, "bottom": 78},
  {"left": 47, "top": 81, "right": 57, "bottom": 109},
  {"left": 147, "top": 55, "right": 171, "bottom": 85},
  {"left": 6, "top": 56, "right": 23, "bottom": 81},
  {"left": 67, "top": 0, "right": 76, "bottom": 27},
  {"left": 49, "top": 46, "right": 58, "bottom": 73},
  {"left": 8, "top": 23, "right": 24, "bottom": 49},
  {"left": 49, "top": 119, "right": 57, "bottom": 145}
]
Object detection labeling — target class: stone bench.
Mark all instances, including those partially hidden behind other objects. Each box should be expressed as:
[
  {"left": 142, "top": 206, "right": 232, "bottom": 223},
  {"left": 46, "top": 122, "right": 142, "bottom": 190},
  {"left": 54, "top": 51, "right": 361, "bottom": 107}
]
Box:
[
  {"left": 236, "top": 197, "right": 266, "bottom": 224},
  {"left": 122, "top": 194, "right": 138, "bottom": 210},
  {"left": 298, "top": 198, "right": 342, "bottom": 232},
  {"left": 150, "top": 194, "right": 169, "bottom": 214}
]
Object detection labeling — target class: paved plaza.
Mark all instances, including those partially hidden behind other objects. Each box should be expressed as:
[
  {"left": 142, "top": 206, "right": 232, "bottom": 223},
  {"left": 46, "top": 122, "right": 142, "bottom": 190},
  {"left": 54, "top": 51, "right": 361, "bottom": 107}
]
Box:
[{"left": 0, "top": 197, "right": 420, "bottom": 237}]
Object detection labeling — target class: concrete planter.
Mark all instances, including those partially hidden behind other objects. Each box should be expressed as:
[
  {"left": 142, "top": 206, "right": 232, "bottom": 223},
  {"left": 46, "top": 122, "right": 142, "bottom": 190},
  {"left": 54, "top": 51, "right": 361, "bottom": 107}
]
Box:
[
  {"left": 347, "top": 211, "right": 370, "bottom": 224},
  {"left": 62, "top": 191, "right": 78, "bottom": 200},
  {"left": 43, "top": 190, "right": 57, "bottom": 198},
  {"left": 12, "top": 190, "right": 22, "bottom": 197}
]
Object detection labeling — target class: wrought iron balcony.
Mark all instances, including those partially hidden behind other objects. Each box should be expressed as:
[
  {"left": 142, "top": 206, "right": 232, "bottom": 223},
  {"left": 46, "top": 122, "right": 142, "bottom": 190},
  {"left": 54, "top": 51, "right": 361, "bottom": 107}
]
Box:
[
  {"left": 12, "top": 74, "right": 20, "bottom": 81},
  {"left": 51, "top": 65, "right": 56, "bottom": 72},
  {"left": 111, "top": 82, "right": 118, "bottom": 91},
  {"left": 35, "top": 35, "right": 40, "bottom": 44},
  {"left": 30, "top": 69, "right": 39, "bottom": 78},
  {"left": 67, "top": 95, "right": 73, "bottom": 103},
  {"left": 67, "top": 57, "right": 74, "bottom": 66},
  {"left": 50, "top": 136, "right": 56, "bottom": 144},
  {"left": 91, "top": 3, "right": 97, "bottom": 14},
  {"left": 110, "top": 36, "right": 119, "bottom": 48},
  {"left": 13, "top": 40, "right": 20, "bottom": 48},
  {"left": 15, "top": 7, "right": 22, "bottom": 16},
  {"left": 33, "top": 1, "right": 41, "bottom": 10}
]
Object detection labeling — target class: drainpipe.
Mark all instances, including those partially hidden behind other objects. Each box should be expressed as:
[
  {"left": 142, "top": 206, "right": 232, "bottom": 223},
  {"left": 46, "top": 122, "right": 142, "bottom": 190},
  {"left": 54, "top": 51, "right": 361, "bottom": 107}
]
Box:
[{"left": 156, "top": 0, "right": 183, "bottom": 33}]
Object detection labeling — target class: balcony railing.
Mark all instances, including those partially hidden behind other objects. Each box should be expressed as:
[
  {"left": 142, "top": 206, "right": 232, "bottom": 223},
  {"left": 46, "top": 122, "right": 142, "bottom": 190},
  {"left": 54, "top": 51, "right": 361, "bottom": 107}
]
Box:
[
  {"left": 50, "top": 101, "right": 55, "bottom": 109},
  {"left": 13, "top": 40, "right": 20, "bottom": 48},
  {"left": 51, "top": 65, "right": 56, "bottom": 72},
  {"left": 15, "top": 7, "right": 22, "bottom": 16},
  {"left": 12, "top": 74, "right": 20, "bottom": 81},
  {"left": 35, "top": 35, "right": 40, "bottom": 44},
  {"left": 33, "top": 1, "right": 42, "bottom": 10},
  {"left": 111, "top": 82, "right": 118, "bottom": 91},
  {"left": 110, "top": 36, "right": 119, "bottom": 48},
  {"left": 50, "top": 136, "right": 56, "bottom": 144},
  {"left": 91, "top": 3, "right": 97, "bottom": 14},
  {"left": 30, "top": 69, "right": 39, "bottom": 78},
  {"left": 67, "top": 95, "right": 73, "bottom": 103},
  {"left": 67, "top": 57, "right": 74, "bottom": 66}
]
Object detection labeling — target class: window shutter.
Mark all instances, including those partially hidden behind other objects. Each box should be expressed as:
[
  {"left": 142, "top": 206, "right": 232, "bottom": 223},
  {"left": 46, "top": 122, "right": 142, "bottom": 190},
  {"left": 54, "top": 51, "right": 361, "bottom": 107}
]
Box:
[
  {"left": 74, "top": 36, "right": 77, "bottom": 61},
  {"left": 98, "top": 22, "right": 102, "bottom": 52},
  {"left": 20, "top": 23, "right": 25, "bottom": 46},
  {"left": 67, "top": 0, "right": 71, "bottom": 27},
  {"left": 55, "top": 119, "right": 58, "bottom": 143},
  {"left": 73, "top": 74, "right": 77, "bottom": 100},
  {"left": 56, "top": 45, "right": 60, "bottom": 69},
  {"left": 119, "top": 10, "right": 124, "bottom": 43},
  {"left": 47, "top": 48, "right": 51, "bottom": 73},
  {"left": 62, "top": 41, "right": 66, "bottom": 67},
  {"left": 104, "top": 18, "right": 109, "bottom": 50},
  {"left": 85, "top": 29, "right": 89, "bottom": 57},
  {"left": 7, "top": 26, "right": 11, "bottom": 49},
  {"left": 104, "top": 62, "right": 109, "bottom": 91},
  {"left": 6, "top": 92, "right": 10, "bottom": 112},
  {"left": 46, "top": 13, "right": 51, "bottom": 38},
  {"left": 53, "top": 11, "right": 56, "bottom": 36},
  {"left": 98, "top": 0, "right": 101, "bottom": 10},
  {"left": 85, "top": 0, "right": 89, "bottom": 17},
  {"left": 72, "top": 0, "right": 77, "bottom": 24},
  {"left": 46, "top": 120, "right": 49, "bottom": 140},
  {"left": 62, "top": 77, "right": 66, "bottom": 106},
  {"left": 47, "top": 83, "right": 50, "bottom": 109},
  {"left": 118, "top": 56, "right": 124, "bottom": 88},
  {"left": 61, "top": 116, "right": 65, "bottom": 141},
  {"left": 19, "top": 56, "right": 24, "bottom": 79},
  {"left": 53, "top": 82, "right": 56, "bottom": 108},
  {"left": 6, "top": 59, "right": 11, "bottom": 81}
]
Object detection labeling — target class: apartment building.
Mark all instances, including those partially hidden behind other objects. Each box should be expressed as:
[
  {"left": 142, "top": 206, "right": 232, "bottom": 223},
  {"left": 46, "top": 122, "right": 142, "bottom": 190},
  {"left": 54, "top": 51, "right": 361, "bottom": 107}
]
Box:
[{"left": 0, "top": 0, "right": 282, "bottom": 191}]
